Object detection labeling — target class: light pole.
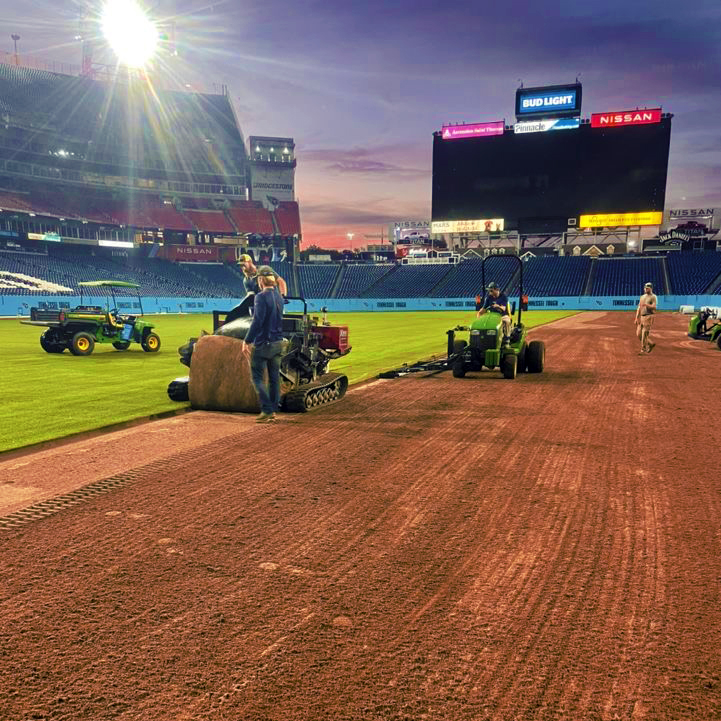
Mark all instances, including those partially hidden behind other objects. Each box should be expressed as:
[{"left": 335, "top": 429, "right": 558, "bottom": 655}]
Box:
[
  {"left": 346, "top": 232, "right": 354, "bottom": 252},
  {"left": 11, "top": 34, "right": 20, "bottom": 66}
]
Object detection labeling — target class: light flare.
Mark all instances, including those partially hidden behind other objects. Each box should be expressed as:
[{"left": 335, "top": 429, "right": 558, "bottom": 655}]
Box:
[{"left": 101, "top": 0, "right": 158, "bottom": 68}]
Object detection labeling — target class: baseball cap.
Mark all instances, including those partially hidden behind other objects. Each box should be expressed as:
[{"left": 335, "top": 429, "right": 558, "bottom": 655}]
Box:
[
  {"left": 644, "top": 282, "right": 653, "bottom": 288},
  {"left": 237, "top": 253, "right": 252, "bottom": 264},
  {"left": 486, "top": 282, "right": 499, "bottom": 290},
  {"left": 257, "top": 265, "right": 275, "bottom": 276}
]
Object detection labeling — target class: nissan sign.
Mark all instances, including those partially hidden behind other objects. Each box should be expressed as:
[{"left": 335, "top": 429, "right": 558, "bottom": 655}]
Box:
[
  {"left": 515, "top": 83, "right": 582, "bottom": 119},
  {"left": 591, "top": 108, "right": 662, "bottom": 128}
]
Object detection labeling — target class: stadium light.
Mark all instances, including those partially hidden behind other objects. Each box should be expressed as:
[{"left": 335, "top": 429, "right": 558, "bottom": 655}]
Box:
[{"left": 101, "top": 0, "right": 158, "bottom": 68}]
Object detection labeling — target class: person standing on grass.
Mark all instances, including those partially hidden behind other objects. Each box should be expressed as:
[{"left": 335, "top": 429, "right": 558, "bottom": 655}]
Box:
[
  {"left": 241, "top": 272, "right": 284, "bottom": 423},
  {"left": 635, "top": 282, "right": 657, "bottom": 354}
]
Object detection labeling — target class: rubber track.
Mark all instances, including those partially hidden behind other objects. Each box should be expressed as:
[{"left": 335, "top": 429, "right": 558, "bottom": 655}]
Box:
[{"left": 282, "top": 372, "right": 348, "bottom": 412}]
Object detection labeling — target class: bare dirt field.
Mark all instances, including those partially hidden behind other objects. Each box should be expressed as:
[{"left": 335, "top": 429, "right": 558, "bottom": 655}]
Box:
[{"left": 1, "top": 311, "right": 720, "bottom": 721}]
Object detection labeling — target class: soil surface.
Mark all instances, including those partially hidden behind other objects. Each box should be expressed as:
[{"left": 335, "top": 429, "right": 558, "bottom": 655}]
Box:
[{"left": 1, "top": 311, "right": 720, "bottom": 721}]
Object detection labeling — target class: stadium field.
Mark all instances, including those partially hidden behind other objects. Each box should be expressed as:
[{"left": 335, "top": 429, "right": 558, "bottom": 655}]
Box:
[{"left": 1, "top": 309, "right": 576, "bottom": 452}]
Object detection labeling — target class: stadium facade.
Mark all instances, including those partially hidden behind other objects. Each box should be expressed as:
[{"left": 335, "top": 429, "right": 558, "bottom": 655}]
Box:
[{"left": 1, "top": 68, "right": 721, "bottom": 316}]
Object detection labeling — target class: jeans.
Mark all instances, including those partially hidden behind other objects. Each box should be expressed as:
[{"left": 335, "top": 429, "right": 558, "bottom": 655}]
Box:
[{"left": 250, "top": 340, "right": 284, "bottom": 414}]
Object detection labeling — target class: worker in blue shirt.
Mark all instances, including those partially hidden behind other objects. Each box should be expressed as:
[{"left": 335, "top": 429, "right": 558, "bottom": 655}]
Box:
[
  {"left": 477, "top": 282, "right": 512, "bottom": 338},
  {"left": 241, "top": 271, "right": 285, "bottom": 423}
]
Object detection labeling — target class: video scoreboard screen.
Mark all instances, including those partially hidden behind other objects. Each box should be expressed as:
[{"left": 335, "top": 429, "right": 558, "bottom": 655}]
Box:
[{"left": 431, "top": 118, "right": 672, "bottom": 234}]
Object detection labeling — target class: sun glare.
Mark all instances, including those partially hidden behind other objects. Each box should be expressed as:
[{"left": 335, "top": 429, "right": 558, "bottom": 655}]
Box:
[{"left": 101, "top": 0, "right": 158, "bottom": 68}]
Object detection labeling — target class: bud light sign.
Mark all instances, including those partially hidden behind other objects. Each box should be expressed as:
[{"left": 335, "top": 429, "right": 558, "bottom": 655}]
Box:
[{"left": 516, "top": 84, "right": 582, "bottom": 119}]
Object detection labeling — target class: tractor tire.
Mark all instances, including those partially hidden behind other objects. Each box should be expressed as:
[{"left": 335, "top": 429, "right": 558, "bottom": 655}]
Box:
[
  {"left": 452, "top": 356, "right": 467, "bottom": 378},
  {"left": 716, "top": 334, "right": 721, "bottom": 351},
  {"left": 70, "top": 331, "right": 95, "bottom": 356},
  {"left": 517, "top": 341, "right": 528, "bottom": 373},
  {"left": 141, "top": 332, "right": 161, "bottom": 353},
  {"left": 526, "top": 340, "right": 545, "bottom": 373},
  {"left": 452, "top": 339, "right": 467, "bottom": 355},
  {"left": 40, "top": 329, "right": 65, "bottom": 353},
  {"left": 501, "top": 353, "right": 517, "bottom": 379},
  {"left": 113, "top": 341, "right": 131, "bottom": 351}
]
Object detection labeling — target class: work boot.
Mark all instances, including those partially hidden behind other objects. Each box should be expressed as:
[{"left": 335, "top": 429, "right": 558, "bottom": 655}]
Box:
[{"left": 255, "top": 412, "right": 276, "bottom": 424}]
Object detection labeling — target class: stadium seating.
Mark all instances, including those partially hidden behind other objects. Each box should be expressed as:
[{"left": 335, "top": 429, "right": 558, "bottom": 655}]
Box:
[
  {"left": 507, "top": 255, "right": 591, "bottom": 297},
  {"left": 335, "top": 264, "right": 395, "bottom": 298},
  {"left": 185, "top": 210, "right": 235, "bottom": 234},
  {"left": 7, "top": 248, "right": 721, "bottom": 301},
  {"left": 666, "top": 252, "right": 721, "bottom": 295},
  {"left": 228, "top": 202, "right": 274, "bottom": 234},
  {"left": 274, "top": 202, "right": 301, "bottom": 235},
  {"left": 590, "top": 257, "right": 665, "bottom": 296},
  {"left": 362, "top": 264, "right": 452, "bottom": 298},
  {"left": 297, "top": 264, "right": 339, "bottom": 298},
  {"left": 430, "top": 256, "right": 517, "bottom": 298},
  {"left": 184, "top": 263, "right": 242, "bottom": 297}
]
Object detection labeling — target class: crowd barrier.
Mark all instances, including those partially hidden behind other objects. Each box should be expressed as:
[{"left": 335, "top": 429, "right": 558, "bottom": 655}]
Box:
[{"left": 3, "top": 294, "right": 720, "bottom": 317}]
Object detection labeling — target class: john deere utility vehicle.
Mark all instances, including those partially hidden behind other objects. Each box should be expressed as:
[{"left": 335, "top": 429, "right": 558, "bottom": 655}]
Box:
[
  {"left": 21, "top": 280, "right": 160, "bottom": 356},
  {"left": 688, "top": 307, "right": 721, "bottom": 349},
  {"left": 447, "top": 255, "right": 544, "bottom": 379}
]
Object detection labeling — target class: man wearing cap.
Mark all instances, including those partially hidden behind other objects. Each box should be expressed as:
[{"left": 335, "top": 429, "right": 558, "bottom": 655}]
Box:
[
  {"left": 238, "top": 254, "right": 288, "bottom": 298},
  {"left": 241, "top": 273, "right": 285, "bottom": 423},
  {"left": 477, "top": 282, "right": 512, "bottom": 338},
  {"left": 635, "top": 282, "right": 657, "bottom": 354}
]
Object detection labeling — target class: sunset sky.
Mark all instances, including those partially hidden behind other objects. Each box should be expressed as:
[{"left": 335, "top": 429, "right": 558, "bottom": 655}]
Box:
[{"left": 3, "top": 0, "right": 720, "bottom": 249}]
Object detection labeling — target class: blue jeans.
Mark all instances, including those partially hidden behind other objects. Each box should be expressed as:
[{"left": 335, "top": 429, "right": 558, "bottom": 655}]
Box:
[{"left": 250, "top": 340, "right": 283, "bottom": 414}]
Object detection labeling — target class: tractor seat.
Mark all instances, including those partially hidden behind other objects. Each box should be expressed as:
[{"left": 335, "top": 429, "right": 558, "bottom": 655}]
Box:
[{"left": 106, "top": 311, "right": 124, "bottom": 330}]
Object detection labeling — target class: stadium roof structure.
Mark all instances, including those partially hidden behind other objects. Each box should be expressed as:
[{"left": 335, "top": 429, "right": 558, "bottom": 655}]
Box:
[{"left": 0, "top": 61, "right": 248, "bottom": 184}]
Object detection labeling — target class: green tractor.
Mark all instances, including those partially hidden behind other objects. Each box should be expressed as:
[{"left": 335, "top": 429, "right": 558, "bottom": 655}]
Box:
[
  {"left": 21, "top": 280, "right": 160, "bottom": 356},
  {"left": 688, "top": 307, "right": 721, "bottom": 349},
  {"left": 447, "top": 255, "right": 545, "bottom": 379}
]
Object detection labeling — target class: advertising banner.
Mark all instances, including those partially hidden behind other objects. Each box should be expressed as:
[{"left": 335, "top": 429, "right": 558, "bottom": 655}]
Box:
[
  {"left": 667, "top": 208, "right": 715, "bottom": 220},
  {"left": 431, "top": 219, "right": 505, "bottom": 234},
  {"left": 167, "top": 244, "right": 221, "bottom": 261},
  {"left": 516, "top": 84, "right": 582, "bottom": 118},
  {"left": 513, "top": 117, "right": 580, "bottom": 134},
  {"left": 398, "top": 227, "right": 431, "bottom": 242},
  {"left": 591, "top": 108, "right": 662, "bottom": 128},
  {"left": 579, "top": 212, "right": 663, "bottom": 228},
  {"left": 441, "top": 121, "right": 504, "bottom": 140}
]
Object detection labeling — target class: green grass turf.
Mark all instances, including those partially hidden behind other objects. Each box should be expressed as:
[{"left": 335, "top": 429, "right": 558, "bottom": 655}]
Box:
[{"left": 1, "top": 309, "right": 576, "bottom": 452}]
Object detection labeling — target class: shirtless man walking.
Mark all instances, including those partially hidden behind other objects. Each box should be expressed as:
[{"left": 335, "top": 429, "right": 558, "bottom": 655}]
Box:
[{"left": 635, "top": 282, "right": 657, "bottom": 354}]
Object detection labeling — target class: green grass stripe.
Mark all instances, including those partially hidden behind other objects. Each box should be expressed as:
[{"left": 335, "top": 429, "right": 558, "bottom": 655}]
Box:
[{"left": 1, "top": 309, "right": 576, "bottom": 452}]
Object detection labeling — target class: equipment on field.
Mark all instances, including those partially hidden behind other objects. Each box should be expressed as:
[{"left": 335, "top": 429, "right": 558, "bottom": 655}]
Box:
[
  {"left": 167, "top": 296, "right": 351, "bottom": 412},
  {"left": 379, "top": 255, "right": 545, "bottom": 380},
  {"left": 20, "top": 281, "right": 160, "bottom": 355},
  {"left": 688, "top": 307, "right": 721, "bottom": 349}
]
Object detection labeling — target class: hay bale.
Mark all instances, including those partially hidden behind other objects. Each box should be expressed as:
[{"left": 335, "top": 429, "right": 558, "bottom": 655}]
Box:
[{"left": 188, "top": 335, "right": 260, "bottom": 412}]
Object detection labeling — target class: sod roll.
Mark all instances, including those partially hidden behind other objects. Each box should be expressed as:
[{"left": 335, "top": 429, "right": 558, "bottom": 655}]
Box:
[{"left": 188, "top": 335, "right": 261, "bottom": 412}]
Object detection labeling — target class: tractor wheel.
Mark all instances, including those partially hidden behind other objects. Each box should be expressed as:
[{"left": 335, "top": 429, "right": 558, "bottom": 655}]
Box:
[
  {"left": 501, "top": 353, "right": 517, "bottom": 379},
  {"left": 40, "top": 329, "right": 65, "bottom": 353},
  {"left": 452, "top": 356, "right": 466, "bottom": 378},
  {"left": 141, "top": 333, "right": 161, "bottom": 353},
  {"left": 452, "top": 339, "right": 467, "bottom": 355},
  {"left": 716, "top": 333, "right": 721, "bottom": 351},
  {"left": 70, "top": 332, "right": 95, "bottom": 356},
  {"left": 517, "top": 341, "right": 528, "bottom": 373},
  {"left": 113, "top": 341, "right": 131, "bottom": 351},
  {"left": 526, "top": 340, "right": 545, "bottom": 373}
]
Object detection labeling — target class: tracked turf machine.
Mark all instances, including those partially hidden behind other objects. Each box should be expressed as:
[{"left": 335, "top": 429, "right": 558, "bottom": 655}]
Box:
[
  {"left": 687, "top": 307, "right": 721, "bottom": 349},
  {"left": 379, "top": 255, "right": 545, "bottom": 380},
  {"left": 168, "top": 297, "right": 351, "bottom": 412}
]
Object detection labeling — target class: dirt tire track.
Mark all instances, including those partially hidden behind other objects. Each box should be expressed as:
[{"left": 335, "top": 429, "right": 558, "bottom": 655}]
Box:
[{"left": 1, "top": 312, "right": 720, "bottom": 720}]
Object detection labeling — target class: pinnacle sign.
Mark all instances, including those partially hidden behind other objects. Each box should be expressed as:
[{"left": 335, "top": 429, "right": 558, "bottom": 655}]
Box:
[{"left": 591, "top": 108, "right": 662, "bottom": 128}]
